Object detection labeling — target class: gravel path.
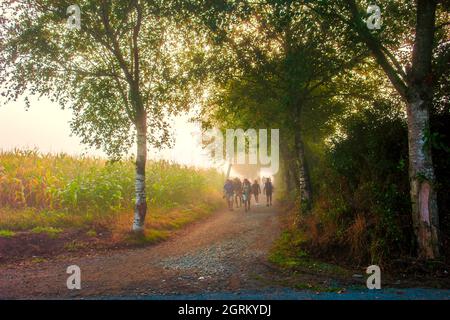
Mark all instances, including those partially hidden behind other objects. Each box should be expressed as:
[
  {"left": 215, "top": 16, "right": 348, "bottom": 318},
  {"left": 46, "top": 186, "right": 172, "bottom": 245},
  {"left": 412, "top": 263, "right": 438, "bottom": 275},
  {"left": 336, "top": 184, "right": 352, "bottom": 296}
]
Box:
[
  {"left": 1, "top": 202, "right": 449, "bottom": 300},
  {"left": 0, "top": 203, "right": 282, "bottom": 299}
]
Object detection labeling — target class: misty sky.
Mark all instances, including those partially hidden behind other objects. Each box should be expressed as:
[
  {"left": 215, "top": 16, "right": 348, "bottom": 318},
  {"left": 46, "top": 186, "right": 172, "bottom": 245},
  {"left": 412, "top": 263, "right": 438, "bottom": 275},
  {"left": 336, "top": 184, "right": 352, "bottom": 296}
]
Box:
[{"left": 0, "top": 96, "right": 214, "bottom": 168}]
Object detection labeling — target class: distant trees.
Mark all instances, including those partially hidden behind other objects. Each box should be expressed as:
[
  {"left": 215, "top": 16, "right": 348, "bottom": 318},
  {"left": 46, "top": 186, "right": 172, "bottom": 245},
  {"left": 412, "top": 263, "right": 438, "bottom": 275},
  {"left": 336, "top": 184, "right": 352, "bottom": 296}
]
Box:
[
  {"left": 192, "top": 0, "right": 449, "bottom": 261},
  {"left": 194, "top": 1, "right": 369, "bottom": 211}
]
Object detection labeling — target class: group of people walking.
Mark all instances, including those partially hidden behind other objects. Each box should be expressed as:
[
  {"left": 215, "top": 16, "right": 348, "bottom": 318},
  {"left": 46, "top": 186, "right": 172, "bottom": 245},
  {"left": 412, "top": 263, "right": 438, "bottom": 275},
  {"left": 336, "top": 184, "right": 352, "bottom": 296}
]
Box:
[{"left": 223, "top": 177, "right": 274, "bottom": 212}]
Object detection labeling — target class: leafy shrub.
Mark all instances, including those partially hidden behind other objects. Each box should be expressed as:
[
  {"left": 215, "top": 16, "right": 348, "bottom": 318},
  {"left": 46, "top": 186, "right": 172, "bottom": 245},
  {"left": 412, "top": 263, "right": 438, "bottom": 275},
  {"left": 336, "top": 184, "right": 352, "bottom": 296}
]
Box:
[{"left": 303, "top": 103, "right": 414, "bottom": 266}]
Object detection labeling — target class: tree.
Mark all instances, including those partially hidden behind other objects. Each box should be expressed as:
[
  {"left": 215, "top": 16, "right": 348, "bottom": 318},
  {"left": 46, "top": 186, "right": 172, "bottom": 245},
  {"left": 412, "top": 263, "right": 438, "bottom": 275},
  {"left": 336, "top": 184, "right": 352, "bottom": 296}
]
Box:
[
  {"left": 0, "top": 0, "right": 198, "bottom": 232},
  {"left": 308, "top": 0, "right": 449, "bottom": 258},
  {"left": 196, "top": 1, "right": 369, "bottom": 211}
]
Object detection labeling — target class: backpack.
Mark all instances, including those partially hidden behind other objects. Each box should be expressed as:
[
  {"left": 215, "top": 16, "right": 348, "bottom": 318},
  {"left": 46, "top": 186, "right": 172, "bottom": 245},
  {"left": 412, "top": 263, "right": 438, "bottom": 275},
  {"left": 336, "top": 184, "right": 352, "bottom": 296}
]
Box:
[
  {"left": 243, "top": 183, "right": 251, "bottom": 195},
  {"left": 224, "top": 182, "right": 233, "bottom": 194}
]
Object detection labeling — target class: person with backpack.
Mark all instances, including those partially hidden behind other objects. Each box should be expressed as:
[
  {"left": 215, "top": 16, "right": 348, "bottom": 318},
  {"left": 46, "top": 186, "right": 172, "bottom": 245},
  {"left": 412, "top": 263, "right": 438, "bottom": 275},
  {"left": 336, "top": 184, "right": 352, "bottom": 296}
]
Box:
[
  {"left": 223, "top": 179, "right": 234, "bottom": 211},
  {"left": 263, "top": 178, "right": 274, "bottom": 207},
  {"left": 242, "top": 178, "right": 252, "bottom": 212},
  {"left": 251, "top": 179, "right": 261, "bottom": 204},
  {"left": 233, "top": 177, "right": 243, "bottom": 208}
]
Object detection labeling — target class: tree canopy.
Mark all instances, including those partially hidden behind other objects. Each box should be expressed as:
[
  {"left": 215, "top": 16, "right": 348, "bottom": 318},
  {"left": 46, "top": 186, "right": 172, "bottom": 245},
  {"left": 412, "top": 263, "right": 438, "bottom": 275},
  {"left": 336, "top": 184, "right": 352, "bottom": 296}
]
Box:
[{"left": 1, "top": 0, "right": 449, "bottom": 260}]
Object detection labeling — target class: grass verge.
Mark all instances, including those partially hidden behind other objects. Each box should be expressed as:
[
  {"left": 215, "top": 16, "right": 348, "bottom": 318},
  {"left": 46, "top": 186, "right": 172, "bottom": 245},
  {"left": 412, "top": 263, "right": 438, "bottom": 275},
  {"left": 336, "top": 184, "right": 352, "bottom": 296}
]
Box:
[{"left": 0, "top": 229, "right": 15, "bottom": 238}]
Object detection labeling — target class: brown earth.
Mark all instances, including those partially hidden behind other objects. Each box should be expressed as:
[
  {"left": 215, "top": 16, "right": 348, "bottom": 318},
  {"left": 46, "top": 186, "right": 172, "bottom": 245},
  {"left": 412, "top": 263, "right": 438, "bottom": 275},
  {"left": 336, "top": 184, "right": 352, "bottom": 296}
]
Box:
[
  {"left": 0, "top": 202, "right": 288, "bottom": 299},
  {"left": 0, "top": 227, "right": 114, "bottom": 265}
]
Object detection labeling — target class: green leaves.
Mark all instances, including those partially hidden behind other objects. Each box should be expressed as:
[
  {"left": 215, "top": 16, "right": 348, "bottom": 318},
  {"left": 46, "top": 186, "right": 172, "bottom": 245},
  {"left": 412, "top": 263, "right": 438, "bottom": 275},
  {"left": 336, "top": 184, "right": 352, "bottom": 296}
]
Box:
[
  {"left": 1, "top": 0, "right": 205, "bottom": 159},
  {"left": 424, "top": 129, "right": 450, "bottom": 153}
]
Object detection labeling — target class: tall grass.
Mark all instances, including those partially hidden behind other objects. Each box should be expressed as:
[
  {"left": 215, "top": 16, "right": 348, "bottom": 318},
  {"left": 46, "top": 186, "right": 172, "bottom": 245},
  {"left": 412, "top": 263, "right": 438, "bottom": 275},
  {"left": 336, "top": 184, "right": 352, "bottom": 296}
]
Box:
[{"left": 0, "top": 149, "right": 223, "bottom": 232}]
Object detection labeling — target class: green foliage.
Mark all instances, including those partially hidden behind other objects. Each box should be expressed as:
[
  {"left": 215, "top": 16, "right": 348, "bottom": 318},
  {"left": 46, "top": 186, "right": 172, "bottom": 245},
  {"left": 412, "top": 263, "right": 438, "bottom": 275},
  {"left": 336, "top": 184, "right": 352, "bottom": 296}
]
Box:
[
  {"left": 0, "top": 230, "right": 16, "bottom": 238},
  {"left": 307, "top": 102, "right": 414, "bottom": 264},
  {"left": 126, "top": 229, "right": 170, "bottom": 246},
  {"left": 64, "top": 240, "right": 87, "bottom": 252},
  {"left": 31, "top": 226, "right": 63, "bottom": 238},
  {"left": 86, "top": 229, "right": 97, "bottom": 237},
  {"left": 1, "top": 0, "right": 448, "bottom": 264},
  {"left": 30, "top": 257, "right": 47, "bottom": 264},
  {"left": 430, "top": 111, "right": 450, "bottom": 257},
  {"left": 269, "top": 229, "right": 349, "bottom": 276},
  {"left": 0, "top": 0, "right": 203, "bottom": 159}
]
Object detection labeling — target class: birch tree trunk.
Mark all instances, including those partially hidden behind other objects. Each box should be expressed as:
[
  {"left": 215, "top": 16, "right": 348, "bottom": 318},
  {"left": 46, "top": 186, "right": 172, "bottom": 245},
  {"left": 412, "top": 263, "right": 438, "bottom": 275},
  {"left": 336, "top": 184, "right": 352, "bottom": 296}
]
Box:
[
  {"left": 294, "top": 130, "right": 312, "bottom": 211},
  {"left": 132, "top": 109, "right": 147, "bottom": 233}
]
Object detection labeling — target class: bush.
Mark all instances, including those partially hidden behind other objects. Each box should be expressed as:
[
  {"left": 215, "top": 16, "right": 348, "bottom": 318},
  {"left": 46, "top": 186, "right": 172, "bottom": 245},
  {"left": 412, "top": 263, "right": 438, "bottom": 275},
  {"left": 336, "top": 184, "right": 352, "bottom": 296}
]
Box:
[
  {"left": 430, "top": 110, "right": 450, "bottom": 258},
  {"left": 303, "top": 103, "right": 414, "bottom": 266}
]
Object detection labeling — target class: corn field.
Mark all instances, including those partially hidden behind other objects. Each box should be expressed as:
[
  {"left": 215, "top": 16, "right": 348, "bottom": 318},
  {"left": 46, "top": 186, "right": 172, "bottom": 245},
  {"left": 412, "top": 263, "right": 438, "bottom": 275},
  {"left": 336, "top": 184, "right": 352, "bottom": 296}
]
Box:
[{"left": 0, "top": 149, "right": 223, "bottom": 218}]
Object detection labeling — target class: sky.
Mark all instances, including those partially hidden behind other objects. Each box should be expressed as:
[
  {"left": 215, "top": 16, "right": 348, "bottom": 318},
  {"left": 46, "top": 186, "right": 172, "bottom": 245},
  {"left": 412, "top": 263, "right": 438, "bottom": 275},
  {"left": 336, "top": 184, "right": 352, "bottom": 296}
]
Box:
[{"left": 0, "top": 96, "right": 215, "bottom": 169}]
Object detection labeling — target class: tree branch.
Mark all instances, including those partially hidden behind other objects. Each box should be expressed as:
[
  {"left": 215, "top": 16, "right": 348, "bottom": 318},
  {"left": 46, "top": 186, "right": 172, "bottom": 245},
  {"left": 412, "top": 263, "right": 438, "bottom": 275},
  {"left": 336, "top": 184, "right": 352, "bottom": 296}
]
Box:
[
  {"left": 100, "top": 1, "right": 134, "bottom": 85},
  {"left": 344, "top": 0, "right": 409, "bottom": 100}
]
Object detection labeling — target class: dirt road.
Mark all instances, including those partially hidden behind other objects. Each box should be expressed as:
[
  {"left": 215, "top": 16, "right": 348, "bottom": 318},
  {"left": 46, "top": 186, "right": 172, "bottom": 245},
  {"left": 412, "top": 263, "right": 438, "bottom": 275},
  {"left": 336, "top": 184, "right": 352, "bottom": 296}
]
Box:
[
  {"left": 0, "top": 203, "right": 282, "bottom": 299},
  {"left": 1, "top": 202, "right": 449, "bottom": 300}
]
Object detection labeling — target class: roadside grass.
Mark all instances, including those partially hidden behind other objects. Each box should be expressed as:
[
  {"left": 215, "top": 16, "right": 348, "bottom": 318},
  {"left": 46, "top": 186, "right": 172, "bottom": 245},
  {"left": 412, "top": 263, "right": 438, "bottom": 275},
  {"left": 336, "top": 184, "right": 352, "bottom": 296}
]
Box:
[
  {"left": 121, "top": 201, "right": 220, "bottom": 245},
  {"left": 64, "top": 240, "right": 88, "bottom": 251},
  {"left": 30, "top": 257, "right": 47, "bottom": 264},
  {"left": 0, "top": 196, "right": 221, "bottom": 250},
  {"left": 31, "top": 226, "right": 64, "bottom": 238},
  {"left": 86, "top": 229, "right": 97, "bottom": 237},
  {"left": 268, "top": 227, "right": 353, "bottom": 292},
  {"left": 0, "top": 229, "right": 15, "bottom": 238},
  {"left": 0, "top": 208, "right": 90, "bottom": 231},
  {"left": 0, "top": 196, "right": 221, "bottom": 246},
  {"left": 126, "top": 230, "right": 171, "bottom": 245},
  {"left": 269, "top": 230, "right": 350, "bottom": 276}
]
